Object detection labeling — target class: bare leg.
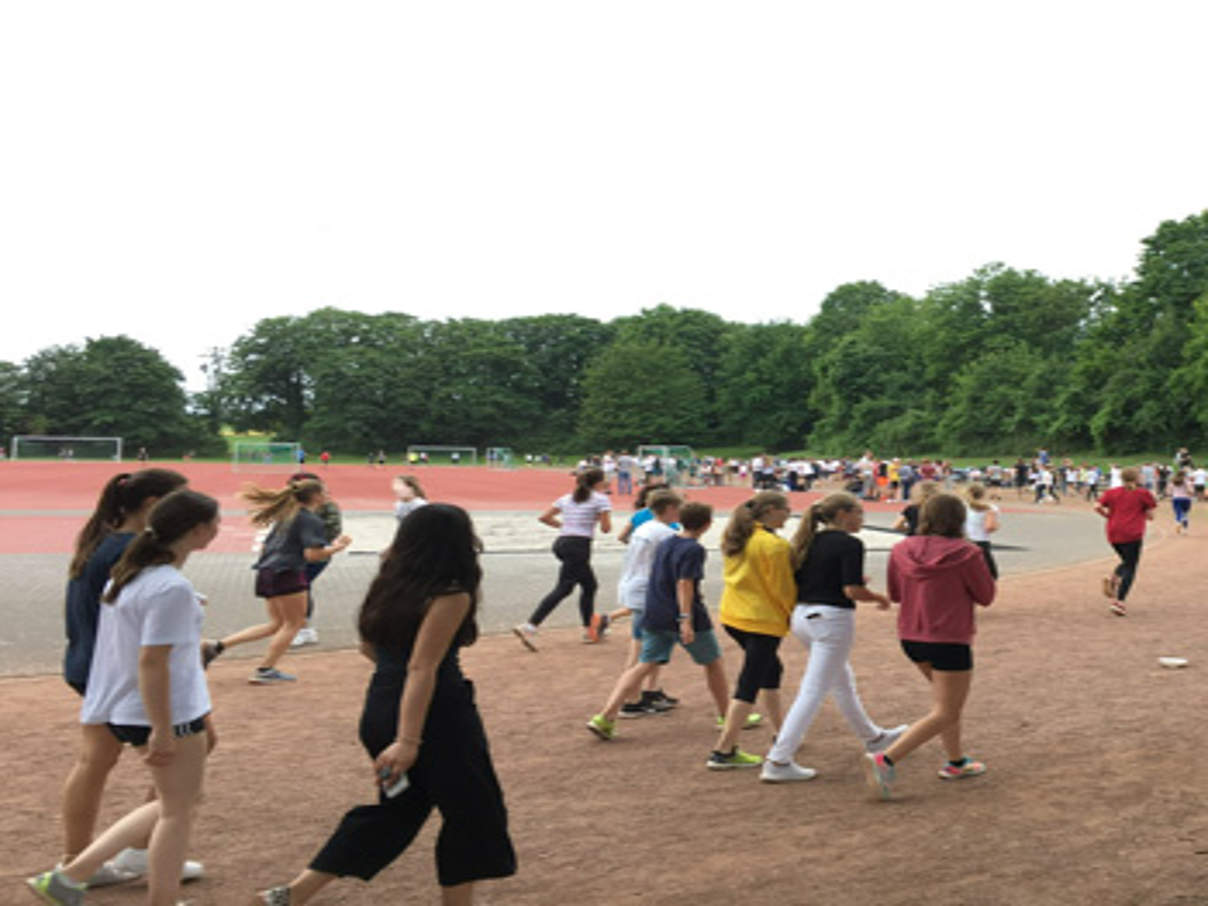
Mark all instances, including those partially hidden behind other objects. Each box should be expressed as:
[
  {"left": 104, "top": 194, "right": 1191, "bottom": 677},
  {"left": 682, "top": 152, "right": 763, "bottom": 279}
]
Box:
[
  {"left": 219, "top": 600, "right": 283, "bottom": 650},
  {"left": 61, "top": 724, "right": 123, "bottom": 862},
  {"left": 442, "top": 881, "right": 475, "bottom": 906},
  {"left": 259, "top": 592, "right": 308, "bottom": 669},
  {"left": 884, "top": 665, "right": 972, "bottom": 764},
  {"left": 642, "top": 664, "right": 663, "bottom": 693},
  {"left": 60, "top": 801, "right": 161, "bottom": 885},
  {"left": 601, "top": 661, "right": 658, "bottom": 721},
  {"left": 145, "top": 733, "right": 207, "bottom": 906},
  {"left": 264, "top": 868, "right": 337, "bottom": 905},
  {"left": 714, "top": 699, "right": 753, "bottom": 753},
  {"left": 757, "top": 689, "right": 783, "bottom": 736},
  {"left": 703, "top": 660, "right": 729, "bottom": 718}
]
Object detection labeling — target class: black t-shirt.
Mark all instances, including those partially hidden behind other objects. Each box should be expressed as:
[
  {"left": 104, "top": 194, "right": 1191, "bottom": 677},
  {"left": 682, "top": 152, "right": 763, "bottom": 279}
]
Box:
[
  {"left": 255, "top": 510, "right": 329, "bottom": 571},
  {"left": 64, "top": 532, "right": 135, "bottom": 689},
  {"left": 900, "top": 504, "right": 920, "bottom": 536},
  {"left": 643, "top": 535, "right": 711, "bottom": 632},
  {"left": 794, "top": 531, "right": 865, "bottom": 609}
]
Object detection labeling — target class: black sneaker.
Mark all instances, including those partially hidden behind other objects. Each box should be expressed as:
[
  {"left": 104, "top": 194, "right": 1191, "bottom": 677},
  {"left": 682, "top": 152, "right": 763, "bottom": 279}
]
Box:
[
  {"left": 619, "top": 701, "right": 657, "bottom": 718},
  {"left": 641, "top": 690, "right": 675, "bottom": 712},
  {"left": 648, "top": 688, "right": 679, "bottom": 708}
]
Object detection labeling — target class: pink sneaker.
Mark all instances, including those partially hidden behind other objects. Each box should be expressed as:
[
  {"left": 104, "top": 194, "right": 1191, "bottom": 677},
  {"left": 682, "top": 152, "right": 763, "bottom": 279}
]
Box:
[{"left": 937, "top": 758, "right": 986, "bottom": 780}]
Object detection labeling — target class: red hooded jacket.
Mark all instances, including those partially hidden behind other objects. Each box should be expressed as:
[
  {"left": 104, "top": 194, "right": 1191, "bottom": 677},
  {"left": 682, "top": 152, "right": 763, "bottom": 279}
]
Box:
[{"left": 888, "top": 536, "right": 996, "bottom": 646}]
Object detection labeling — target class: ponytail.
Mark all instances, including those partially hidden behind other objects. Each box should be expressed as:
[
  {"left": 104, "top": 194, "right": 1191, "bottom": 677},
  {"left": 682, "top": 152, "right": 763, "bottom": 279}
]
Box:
[
  {"left": 790, "top": 492, "right": 859, "bottom": 567},
  {"left": 70, "top": 469, "right": 188, "bottom": 579},
  {"left": 242, "top": 478, "right": 324, "bottom": 527},
  {"left": 573, "top": 468, "right": 605, "bottom": 503},
  {"left": 721, "top": 491, "right": 788, "bottom": 557},
  {"left": 104, "top": 490, "right": 218, "bottom": 602}
]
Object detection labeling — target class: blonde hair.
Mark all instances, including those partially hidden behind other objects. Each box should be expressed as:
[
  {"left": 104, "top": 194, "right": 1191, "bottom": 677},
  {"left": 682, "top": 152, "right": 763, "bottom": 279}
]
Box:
[
  {"left": 242, "top": 478, "right": 324, "bottom": 528},
  {"left": 647, "top": 489, "right": 683, "bottom": 514},
  {"left": 721, "top": 491, "right": 788, "bottom": 557},
  {"left": 791, "top": 492, "right": 859, "bottom": 567},
  {"left": 965, "top": 482, "right": 991, "bottom": 512},
  {"left": 912, "top": 480, "right": 939, "bottom": 504}
]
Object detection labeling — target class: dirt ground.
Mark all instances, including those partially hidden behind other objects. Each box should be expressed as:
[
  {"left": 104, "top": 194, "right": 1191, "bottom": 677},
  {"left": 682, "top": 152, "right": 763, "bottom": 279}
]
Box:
[{"left": 3, "top": 502, "right": 1207, "bottom": 905}]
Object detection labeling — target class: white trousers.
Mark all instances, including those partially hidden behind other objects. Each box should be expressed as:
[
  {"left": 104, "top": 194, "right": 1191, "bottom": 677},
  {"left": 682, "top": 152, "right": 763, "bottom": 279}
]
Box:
[{"left": 767, "top": 604, "right": 881, "bottom": 764}]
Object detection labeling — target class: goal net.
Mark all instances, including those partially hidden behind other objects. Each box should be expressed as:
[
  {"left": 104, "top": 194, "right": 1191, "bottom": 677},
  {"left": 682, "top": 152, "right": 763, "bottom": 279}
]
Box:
[
  {"left": 10, "top": 435, "right": 123, "bottom": 461},
  {"left": 406, "top": 445, "right": 477, "bottom": 465},
  {"left": 232, "top": 440, "right": 303, "bottom": 471},
  {"left": 636, "top": 444, "right": 695, "bottom": 485},
  {"left": 485, "top": 447, "right": 514, "bottom": 469}
]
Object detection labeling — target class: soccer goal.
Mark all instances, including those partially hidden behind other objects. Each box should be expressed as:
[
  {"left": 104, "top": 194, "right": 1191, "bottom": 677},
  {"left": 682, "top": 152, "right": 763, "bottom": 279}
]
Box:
[
  {"left": 10, "top": 435, "right": 123, "bottom": 461},
  {"left": 636, "top": 444, "right": 695, "bottom": 485},
  {"left": 406, "top": 445, "right": 477, "bottom": 465},
  {"left": 485, "top": 447, "right": 514, "bottom": 469},
  {"left": 232, "top": 440, "right": 303, "bottom": 471}
]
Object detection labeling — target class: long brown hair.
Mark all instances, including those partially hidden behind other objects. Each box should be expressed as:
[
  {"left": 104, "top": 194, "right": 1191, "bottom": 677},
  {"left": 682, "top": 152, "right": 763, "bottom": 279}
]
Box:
[
  {"left": 573, "top": 468, "right": 605, "bottom": 503},
  {"left": 242, "top": 478, "right": 324, "bottom": 527},
  {"left": 104, "top": 490, "right": 219, "bottom": 602},
  {"left": 358, "top": 504, "right": 482, "bottom": 651},
  {"left": 790, "top": 492, "right": 858, "bottom": 567},
  {"left": 394, "top": 474, "right": 427, "bottom": 500},
  {"left": 965, "top": 482, "right": 991, "bottom": 512},
  {"left": 70, "top": 469, "right": 188, "bottom": 579},
  {"left": 721, "top": 491, "right": 788, "bottom": 557},
  {"left": 918, "top": 493, "right": 967, "bottom": 539}
]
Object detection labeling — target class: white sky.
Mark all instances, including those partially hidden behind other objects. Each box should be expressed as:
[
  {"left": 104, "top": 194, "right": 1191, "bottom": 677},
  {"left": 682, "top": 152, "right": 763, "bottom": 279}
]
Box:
[{"left": 3, "top": 1, "right": 1206, "bottom": 391}]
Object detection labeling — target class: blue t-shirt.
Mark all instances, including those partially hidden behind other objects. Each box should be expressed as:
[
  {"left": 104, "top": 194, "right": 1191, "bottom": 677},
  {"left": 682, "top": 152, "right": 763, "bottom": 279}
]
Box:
[
  {"left": 64, "top": 532, "right": 135, "bottom": 689},
  {"left": 643, "top": 535, "right": 711, "bottom": 633}
]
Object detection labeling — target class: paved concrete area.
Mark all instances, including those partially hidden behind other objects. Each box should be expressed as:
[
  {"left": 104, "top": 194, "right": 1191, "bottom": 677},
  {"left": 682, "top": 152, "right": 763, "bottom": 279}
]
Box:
[{"left": 0, "top": 508, "right": 1110, "bottom": 677}]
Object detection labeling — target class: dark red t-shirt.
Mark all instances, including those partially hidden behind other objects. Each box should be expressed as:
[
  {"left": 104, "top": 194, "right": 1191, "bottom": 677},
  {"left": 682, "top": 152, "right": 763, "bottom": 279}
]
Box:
[{"left": 1098, "top": 486, "right": 1156, "bottom": 544}]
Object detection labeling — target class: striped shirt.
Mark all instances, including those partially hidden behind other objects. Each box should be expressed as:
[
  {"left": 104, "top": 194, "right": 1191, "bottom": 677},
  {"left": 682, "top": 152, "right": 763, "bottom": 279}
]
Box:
[{"left": 554, "top": 492, "right": 611, "bottom": 538}]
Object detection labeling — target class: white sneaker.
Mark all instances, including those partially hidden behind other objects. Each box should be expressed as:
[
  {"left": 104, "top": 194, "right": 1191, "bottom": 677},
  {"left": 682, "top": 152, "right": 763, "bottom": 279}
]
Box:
[
  {"left": 110, "top": 847, "right": 205, "bottom": 882},
  {"left": 290, "top": 627, "right": 318, "bottom": 647},
  {"left": 865, "top": 724, "right": 908, "bottom": 754},
  {"left": 759, "top": 760, "right": 818, "bottom": 783},
  {"left": 512, "top": 624, "right": 538, "bottom": 652},
  {"left": 74, "top": 860, "right": 140, "bottom": 888}
]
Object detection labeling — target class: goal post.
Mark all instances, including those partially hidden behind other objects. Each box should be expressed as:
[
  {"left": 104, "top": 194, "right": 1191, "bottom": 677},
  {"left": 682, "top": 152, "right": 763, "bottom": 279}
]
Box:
[
  {"left": 232, "top": 440, "right": 303, "bottom": 471},
  {"left": 10, "top": 435, "right": 123, "bottom": 461},
  {"left": 406, "top": 445, "right": 477, "bottom": 465},
  {"left": 636, "top": 444, "right": 695, "bottom": 485},
  {"left": 485, "top": 447, "right": 514, "bottom": 469}
]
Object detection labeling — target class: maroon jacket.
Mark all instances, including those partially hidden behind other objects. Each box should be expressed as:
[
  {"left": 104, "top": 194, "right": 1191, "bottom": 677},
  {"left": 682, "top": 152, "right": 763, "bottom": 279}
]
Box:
[{"left": 888, "top": 536, "right": 996, "bottom": 646}]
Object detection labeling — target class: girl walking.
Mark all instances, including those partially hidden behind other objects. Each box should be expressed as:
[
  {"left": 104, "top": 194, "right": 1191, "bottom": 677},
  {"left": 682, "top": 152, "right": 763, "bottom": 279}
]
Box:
[
  {"left": 513, "top": 468, "right": 612, "bottom": 650},
  {"left": 964, "top": 483, "right": 1000, "bottom": 579},
  {"left": 55, "top": 468, "right": 206, "bottom": 889},
  {"left": 1170, "top": 471, "right": 1193, "bottom": 534},
  {"left": 863, "top": 493, "right": 996, "bottom": 800},
  {"left": 254, "top": 504, "right": 515, "bottom": 905},
  {"left": 1094, "top": 466, "right": 1157, "bottom": 616},
  {"left": 709, "top": 492, "right": 795, "bottom": 770},
  {"left": 761, "top": 493, "right": 904, "bottom": 783},
  {"left": 206, "top": 478, "right": 351, "bottom": 682},
  {"left": 28, "top": 490, "right": 222, "bottom": 905}
]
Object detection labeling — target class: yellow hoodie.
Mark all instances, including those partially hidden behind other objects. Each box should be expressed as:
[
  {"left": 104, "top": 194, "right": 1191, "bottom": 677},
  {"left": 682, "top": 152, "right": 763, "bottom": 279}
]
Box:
[{"left": 719, "top": 526, "right": 795, "bottom": 637}]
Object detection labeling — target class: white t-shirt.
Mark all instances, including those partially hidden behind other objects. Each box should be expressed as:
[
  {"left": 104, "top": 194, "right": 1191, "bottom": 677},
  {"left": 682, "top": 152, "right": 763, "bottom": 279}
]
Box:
[
  {"left": 80, "top": 565, "right": 210, "bottom": 727},
  {"left": 617, "top": 520, "right": 676, "bottom": 609},
  {"left": 1194, "top": 469, "right": 1208, "bottom": 487},
  {"left": 965, "top": 505, "right": 999, "bottom": 543},
  {"left": 555, "top": 492, "right": 612, "bottom": 537},
  {"left": 395, "top": 497, "right": 429, "bottom": 522}
]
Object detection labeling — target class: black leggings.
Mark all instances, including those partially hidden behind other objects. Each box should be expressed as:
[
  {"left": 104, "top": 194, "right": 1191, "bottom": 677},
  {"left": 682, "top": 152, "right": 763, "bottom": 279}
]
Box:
[
  {"left": 529, "top": 536, "right": 597, "bottom": 627},
  {"left": 723, "top": 624, "right": 783, "bottom": 703},
  {"left": 1111, "top": 540, "right": 1142, "bottom": 601},
  {"left": 974, "top": 541, "right": 998, "bottom": 580}
]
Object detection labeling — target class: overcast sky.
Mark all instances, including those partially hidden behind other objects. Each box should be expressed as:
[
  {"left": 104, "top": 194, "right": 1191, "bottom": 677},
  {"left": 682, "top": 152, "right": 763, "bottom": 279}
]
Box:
[{"left": 3, "top": 1, "right": 1206, "bottom": 391}]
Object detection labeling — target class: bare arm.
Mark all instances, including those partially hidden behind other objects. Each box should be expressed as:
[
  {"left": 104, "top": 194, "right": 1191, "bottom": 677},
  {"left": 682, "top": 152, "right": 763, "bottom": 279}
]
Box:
[
  {"left": 598, "top": 511, "right": 612, "bottom": 534},
  {"left": 891, "top": 514, "right": 909, "bottom": 533},
  {"left": 617, "top": 520, "right": 633, "bottom": 544},
  {"left": 676, "top": 578, "right": 696, "bottom": 645},
  {"left": 538, "top": 506, "right": 561, "bottom": 529},
  {"left": 304, "top": 534, "right": 352, "bottom": 562},
  {"left": 842, "top": 584, "right": 891, "bottom": 610},
  {"left": 373, "top": 593, "right": 472, "bottom": 786}
]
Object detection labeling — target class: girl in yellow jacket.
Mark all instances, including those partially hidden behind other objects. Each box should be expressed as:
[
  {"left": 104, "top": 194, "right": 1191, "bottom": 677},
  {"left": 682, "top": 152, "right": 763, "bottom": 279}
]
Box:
[{"left": 708, "top": 491, "right": 796, "bottom": 770}]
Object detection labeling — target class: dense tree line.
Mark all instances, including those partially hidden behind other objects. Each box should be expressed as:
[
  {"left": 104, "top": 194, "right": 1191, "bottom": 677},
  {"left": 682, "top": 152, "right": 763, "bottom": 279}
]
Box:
[{"left": 4, "top": 212, "right": 1206, "bottom": 457}]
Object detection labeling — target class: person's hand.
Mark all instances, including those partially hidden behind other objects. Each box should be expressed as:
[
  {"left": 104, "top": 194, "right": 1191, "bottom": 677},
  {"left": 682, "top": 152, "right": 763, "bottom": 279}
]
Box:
[
  {"left": 373, "top": 739, "right": 418, "bottom": 789},
  {"left": 679, "top": 621, "right": 695, "bottom": 646},
  {"left": 875, "top": 594, "right": 891, "bottom": 611},
  {"left": 144, "top": 729, "right": 175, "bottom": 766},
  {"left": 335, "top": 534, "right": 352, "bottom": 549}
]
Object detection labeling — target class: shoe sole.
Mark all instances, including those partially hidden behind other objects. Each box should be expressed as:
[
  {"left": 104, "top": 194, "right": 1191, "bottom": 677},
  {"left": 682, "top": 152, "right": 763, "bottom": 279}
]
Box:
[
  {"left": 706, "top": 760, "right": 762, "bottom": 770},
  {"left": 25, "top": 880, "right": 66, "bottom": 905},
  {"left": 512, "top": 628, "right": 538, "bottom": 652},
  {"left": 586, "top": 722, "right": 613, "bottom": 740},
  {"left": 248, "top": 676, "right": 296, "bottom": 684},
  {"left": 861, "top": 755, "right": 892, "bottom": 800},
  {"left": 1109, "top": 604, "right": 1127, "bottom": 617},
  {"left": 938, "top": 768, "right": 986, "bottom": 780},
  {"left": 760, "top": 770, "right": 818, "bottom": 783}
]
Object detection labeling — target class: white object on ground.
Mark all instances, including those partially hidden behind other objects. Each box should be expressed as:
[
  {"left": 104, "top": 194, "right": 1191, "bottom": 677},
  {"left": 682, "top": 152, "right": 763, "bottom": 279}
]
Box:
[{"left": 1158, "top": 656, "right": 1189, "bottom": 669}]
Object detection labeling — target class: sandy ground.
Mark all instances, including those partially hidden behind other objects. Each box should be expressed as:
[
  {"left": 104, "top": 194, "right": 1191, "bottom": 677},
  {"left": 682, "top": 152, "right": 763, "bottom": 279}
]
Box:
[{"left": 2, "top": 495, "right": 1207, "bottom": 905}]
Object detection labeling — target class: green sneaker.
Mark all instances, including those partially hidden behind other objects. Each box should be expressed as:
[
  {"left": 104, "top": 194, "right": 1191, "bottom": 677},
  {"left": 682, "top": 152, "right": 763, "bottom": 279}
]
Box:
[
  {"left": 715, "top": 712, "right": 762, "bottom": 730},
  {"left": 26, "top": 869, "right": 85, "bottom": 906},
  {"left": 586, "top": 714, "right": 615, "bottom": 740},
  {"left": 706, "top": 747, "right": 763, "bottom": 770}
]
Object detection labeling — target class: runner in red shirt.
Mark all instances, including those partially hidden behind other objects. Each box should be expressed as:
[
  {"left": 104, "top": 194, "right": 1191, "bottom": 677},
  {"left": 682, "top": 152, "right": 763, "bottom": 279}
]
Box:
[{"left": 1094, "top": 466, "right": 1156, "bottom": 617}]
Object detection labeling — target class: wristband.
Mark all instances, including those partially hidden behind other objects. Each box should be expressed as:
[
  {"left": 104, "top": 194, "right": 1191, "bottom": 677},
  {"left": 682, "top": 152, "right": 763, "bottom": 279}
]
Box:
[{"left": 676, "top": 614, "right": 689, "bottom": 622}]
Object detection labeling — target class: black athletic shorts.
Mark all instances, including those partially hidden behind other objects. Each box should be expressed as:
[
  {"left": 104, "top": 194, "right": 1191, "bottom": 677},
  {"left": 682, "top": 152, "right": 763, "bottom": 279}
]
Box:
[
  {"left": 107, "top": 714, "right": 208, "bottom": 746},
  {"left": 901, "top": 640, "right": 972, "bottom": 672},
  {"left": 255, "top": 566, "right": 310, "bottom": 598}
]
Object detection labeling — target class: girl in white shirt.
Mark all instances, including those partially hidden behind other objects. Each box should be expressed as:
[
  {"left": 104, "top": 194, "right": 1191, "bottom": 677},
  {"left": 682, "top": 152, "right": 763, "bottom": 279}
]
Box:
[
  {"left": 964, "top": 483, "right": 1000, "bottom": 578},
  {"left": 28, "top": 490, "right": 221, "bottom": 906},
  {"left": 514, "top": 468, "right": 612, "bottom": 650},
  {"left": 392, "top": 475, "right": 429, "bottom": 523}
]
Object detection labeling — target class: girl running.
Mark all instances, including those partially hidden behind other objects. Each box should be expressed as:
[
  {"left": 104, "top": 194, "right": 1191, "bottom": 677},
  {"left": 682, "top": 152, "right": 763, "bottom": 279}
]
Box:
[
  {"left": 393, "top": 475, "right": 429, "bottom": 522},
  {"left": 28, "top": 490, "right": 222, "bottom": 906},
  {"left": 1170, "top": 471, "right": 1193, "bottom": 534},
  {"left": 761, "top": 493, "right": 904, "bottom": 783},
  {"left": 55, "top": 468, "right": 206, "bottom": 889},
  {"left": 206, "top": 478, "right": 351, "bottom": 682},
  {"left": 862, "top": 493, "right": 996, "bottom": 800},
  {"left": 963, "top": 483, "right": 1000, "bottom": 579},
  {"left": 290, "top": 471, "right": 343, "bottom": 648},
  {"left": 513, "top": 468, "right": 612, "bottom": 650},
  {"left": 709, "top": 491, "right": 795, "bottom": 770},
  {"left": 254, "top": 504, "right": 515, "bottom": 905},
  {"left": 1094, "top": 466, "right": 1157, "bottom": 616}
]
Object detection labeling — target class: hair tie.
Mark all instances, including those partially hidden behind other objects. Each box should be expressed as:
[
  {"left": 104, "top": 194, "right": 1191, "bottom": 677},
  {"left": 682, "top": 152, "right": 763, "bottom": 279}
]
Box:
[{"left": 144, "top": 526, "right": 158, "bottom": 539}]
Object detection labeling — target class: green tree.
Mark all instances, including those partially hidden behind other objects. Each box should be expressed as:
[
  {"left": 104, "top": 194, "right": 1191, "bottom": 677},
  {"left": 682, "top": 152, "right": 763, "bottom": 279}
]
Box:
[
  {"left": 716, "top": 322, "right": 813, "bottom": 450},
  {"left": 0, "top": 361, "right": 25, "bottom": 442}
]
